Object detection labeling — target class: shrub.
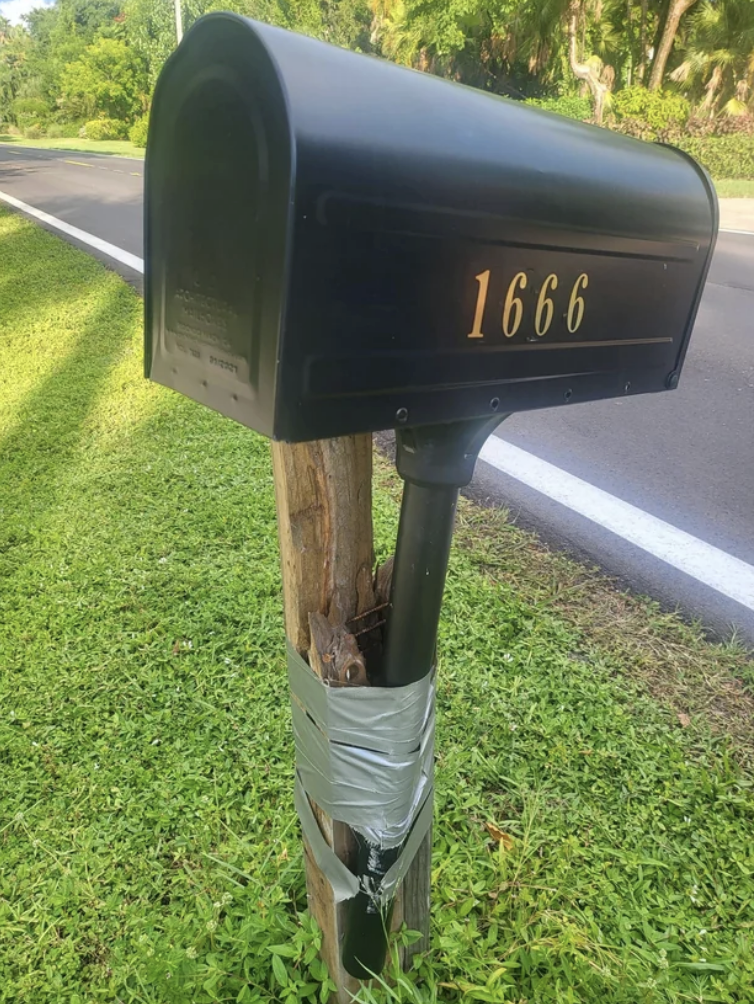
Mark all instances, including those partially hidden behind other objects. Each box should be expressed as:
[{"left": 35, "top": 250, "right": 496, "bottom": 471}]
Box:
[
  {"left": 12, "top": 97, "right": 50, "bottom": 124},
  {"left": 675, "top": 135, "right": 754, "bottom": 180},
  {"left": 690, "top": 114, "right": 754, "bottom": 138},
  {"left": 46, "top": 120, "right": 85, "bottom": 139},
  {"left": 83, "top": 118, "right": 128, "bottom": 141},
  {"left": 610, "top": 114, "right": 754, "bottom": 178},
  {"left": 528, "top": 95, "right": 592, "bottom": 121},
  {"left": 129, "top": 116, "right": 149, "bottom": 148},
  {"left": 611, "top": 86, "right": 690, "bottom": 134},
  {"left": 23, "top": 123, "right": 45, "bottom": 140},
  {"left": 609, "top": 116, "right": 656, "bottom": 141}
]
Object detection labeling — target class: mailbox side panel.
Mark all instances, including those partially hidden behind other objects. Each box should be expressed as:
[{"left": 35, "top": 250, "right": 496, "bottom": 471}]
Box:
[
  {"left": 244, "top": 22, "right": 717, "bottom": 441},
  {"left": 144, "top": 15, "right": 295, "bottom": 438}
]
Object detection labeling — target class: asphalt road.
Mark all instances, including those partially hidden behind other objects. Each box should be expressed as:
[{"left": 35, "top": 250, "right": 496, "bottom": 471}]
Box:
[
  {"left": 2, "top": 144, "right": 753, "bottom": 643},
  {"left": 0, "top": 146, "right": 144, "bottom": 290}
]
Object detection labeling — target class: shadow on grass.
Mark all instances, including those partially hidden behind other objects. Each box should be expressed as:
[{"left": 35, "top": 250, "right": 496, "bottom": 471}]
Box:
[
  {"left": 0, "top": 279, "right": 138, "bottom": 561},
  {"left": 0, "top": 214, "right": 132, "bottom": 339}
]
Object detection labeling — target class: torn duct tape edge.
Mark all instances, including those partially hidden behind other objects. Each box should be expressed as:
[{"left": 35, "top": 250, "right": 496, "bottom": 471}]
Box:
[
  {"left": 287, "top": 640, "right": 435, "bottom": 904},
  {"left": 295, "top": 773, "right": 434, "bottom": 906}
]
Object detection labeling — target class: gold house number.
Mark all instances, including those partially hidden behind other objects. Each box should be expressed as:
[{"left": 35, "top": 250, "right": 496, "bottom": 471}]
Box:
[{"left": 468, "top": 270, "right": 589, "bottom": 339}]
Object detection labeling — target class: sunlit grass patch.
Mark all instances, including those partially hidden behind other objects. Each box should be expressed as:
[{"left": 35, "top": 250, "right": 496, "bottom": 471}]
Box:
[
  {"left": 1, "top": 207, "right": 753, "bottom": 1003},
  {"left": 0, "top": 135, "right": 144, "bottom": 159}
]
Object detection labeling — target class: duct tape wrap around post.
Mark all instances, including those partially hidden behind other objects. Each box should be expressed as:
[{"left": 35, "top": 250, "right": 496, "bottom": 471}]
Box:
[{"left": 287, "top": 640, "right": 435, "bottom": 905}]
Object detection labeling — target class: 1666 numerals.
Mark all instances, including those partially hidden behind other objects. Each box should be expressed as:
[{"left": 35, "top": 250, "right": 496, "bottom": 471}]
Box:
[{"left": 468, "top": 270, "right": 589, "bottom": 340}]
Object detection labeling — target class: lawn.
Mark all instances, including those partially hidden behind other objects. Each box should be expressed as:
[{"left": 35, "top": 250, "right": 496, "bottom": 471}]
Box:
[
  {"left": 0, "top": 135, "right": 144, "bottom": 159},
  {"left": 714, "top": 179, "right": 754, "bottom": 199},
  {"left": 1, "top": 206, "right": 754, "bottom": 1004}
]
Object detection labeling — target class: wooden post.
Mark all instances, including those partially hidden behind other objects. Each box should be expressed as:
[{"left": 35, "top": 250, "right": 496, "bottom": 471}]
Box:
[{"left": 271, "top": 436, "right": 431, "bottom": 1000}]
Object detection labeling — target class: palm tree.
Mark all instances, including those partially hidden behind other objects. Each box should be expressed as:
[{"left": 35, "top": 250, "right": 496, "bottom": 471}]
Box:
[
  {"left": 371, "top": 0, "right": 623, "bottom": 120},
  {"left": 648, "top": 0, "right": 699, "bottom": 90},
  {"left": 670, "top": 0, "right": 754, "bottom": 114},
  {"left": 513, "top": 0, "right": 620, "bottom": 122}
]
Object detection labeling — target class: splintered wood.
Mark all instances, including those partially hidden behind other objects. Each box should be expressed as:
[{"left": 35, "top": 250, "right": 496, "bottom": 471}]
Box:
[{"left": 271, "top": 436, "right": 429, "bottom": 1000}]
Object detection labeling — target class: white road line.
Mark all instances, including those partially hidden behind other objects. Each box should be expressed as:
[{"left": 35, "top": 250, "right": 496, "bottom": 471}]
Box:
[
  {"left": 3, "top": 188, "right": 753, "bottom": 612},
  {"left": 480, "top": 436, "right": 754, "bottom": 612},
  {"left": 720, "top": 228, "right": 754, "bottom": 237},
  {"left": 0, "top": 190, "right": 144, "bottom": 273}
]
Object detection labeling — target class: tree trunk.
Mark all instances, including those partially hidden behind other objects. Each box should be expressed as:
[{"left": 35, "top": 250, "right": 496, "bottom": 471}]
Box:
[
  {"left": 700, "top": 64, "right": 723, "bottom": 118},
  {"left": 637, "top": 0, "right": 648, "bottom": 83},
  {"left": 568, "top": 0, "right": 609, "bottom": 124},
  {"left": 272, "top": 437, "right": 431, "bottom": 1000},
  {"left": 648, "top": 0, "right": 697, "bottom": 91}
]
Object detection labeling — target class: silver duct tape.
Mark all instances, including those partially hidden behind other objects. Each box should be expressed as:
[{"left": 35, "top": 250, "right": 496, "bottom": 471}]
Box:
[
  {"left": 287, "top": 639, "right": 434, "bottom": 755},
  {"left": 291, "top": 699, "right": 433, "bottom": 847},
  {"left": 287, "top": 643, "right": 435, "bottom": 850},
  {"left": 295, "top": 773, "right": 434, "bottom": 906},
  {"left": 294, "top": 775, "right": 360, "bottom": 904}
]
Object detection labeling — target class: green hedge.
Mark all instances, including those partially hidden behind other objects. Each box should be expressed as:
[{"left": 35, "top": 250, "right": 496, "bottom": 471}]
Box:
[
  {"left": 83, "top": 118, "right": 128, "bottom": 141},
  {"left": 129, "top": 116, "right": 149, "bottom": 148},
  {"left": 675, "top": 134, "right": 754, "bottom": 180},
  {"left": 611, "top": 86, "right": 690, "bottom": 132},
  {"left": 528, "top": 95, "right": 592, "bottom": 121},
  {"left": 46, "top": 121, "right": 84, "bottom": 139},
  {"left": 527, "top": 87, "right": 754, "bottom": 180},
  {"left": 611, "top": 117, "right": 754, "bottom": 179},
  {"left": 11, "top": 97, "right": 51, "bottom": 125}
]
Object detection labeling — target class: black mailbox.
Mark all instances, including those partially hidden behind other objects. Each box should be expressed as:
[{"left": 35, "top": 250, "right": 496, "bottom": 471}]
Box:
[{"left": 145, "top": 13, "right": 718, "bottom": 443}]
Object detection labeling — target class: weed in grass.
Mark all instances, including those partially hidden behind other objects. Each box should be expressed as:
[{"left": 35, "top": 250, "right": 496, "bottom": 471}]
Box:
[{"left": 1, "top": 207, "right": 754, "bottom": 1003}]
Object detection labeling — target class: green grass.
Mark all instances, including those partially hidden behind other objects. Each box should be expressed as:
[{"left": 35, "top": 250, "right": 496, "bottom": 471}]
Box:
[
  {"left": 0, "top": 134, "right": 144, "bottom": 159},
  {"left": 714, "top": 179, "right": 754, "bottom": 198},
  {"left": 1, "top": 205, "right": 754, "bottom": 1004}
]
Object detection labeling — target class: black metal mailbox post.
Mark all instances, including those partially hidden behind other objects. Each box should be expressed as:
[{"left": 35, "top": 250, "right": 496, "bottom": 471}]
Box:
[{"left": 144, "top": 11, "right": 718, "bottom": 980}]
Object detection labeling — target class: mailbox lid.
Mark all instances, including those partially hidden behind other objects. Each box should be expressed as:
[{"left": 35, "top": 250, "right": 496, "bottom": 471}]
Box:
[{"left": 265, "top": 20, "right": 713, "bottom": 249}]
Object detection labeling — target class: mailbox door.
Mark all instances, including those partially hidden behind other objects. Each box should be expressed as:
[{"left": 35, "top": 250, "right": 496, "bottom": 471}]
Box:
[{"left": 145, "top": 17, "right": 295, "bottom": 437}]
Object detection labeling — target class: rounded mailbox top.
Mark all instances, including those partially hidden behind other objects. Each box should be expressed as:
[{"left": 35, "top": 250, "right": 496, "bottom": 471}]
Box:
[{"left": 145, "top": 14, "right": 717, "bottom": 442}]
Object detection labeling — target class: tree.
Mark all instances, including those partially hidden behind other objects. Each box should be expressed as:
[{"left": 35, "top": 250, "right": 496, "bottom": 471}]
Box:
[
  {"left": 22, "top": 0, "right": 124, "bottom": 110},
  {"left": 378, "top": 0, "right": 624, "bottom": 120},
  {"left": 648, "top": 0, "right": 699, "bottom": 89},
  {"left": 566, "top": 0, "right": 611, "bottom": 121},
  {"left": 123, "top": 0, "right": 205, "bottom": 90},
  {"left": 123, "top": 0, "right": 370, "bottom": 97},
  {"left": 60, "top": 36, "right": 147, "bottom": 121},
  {"left": 0, "top": 17, "right": 29, "bottom": 115},
  {"left": 670, "top": 0, "right": 754, "bottom": 115}
]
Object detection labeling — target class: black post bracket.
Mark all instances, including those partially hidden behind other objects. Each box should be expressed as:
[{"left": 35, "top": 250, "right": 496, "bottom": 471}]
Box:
[
  {"left": 341, "top": 415, "right": 507, "bottom": 979},
  {"left": 395, "top": 415, "right": 509, "bottom": 489}
]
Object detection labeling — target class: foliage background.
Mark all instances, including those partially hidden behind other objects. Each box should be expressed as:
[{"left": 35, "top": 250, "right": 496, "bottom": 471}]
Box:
[{"left": 0, "top": 0, "right": 752, "bottom": 171}]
